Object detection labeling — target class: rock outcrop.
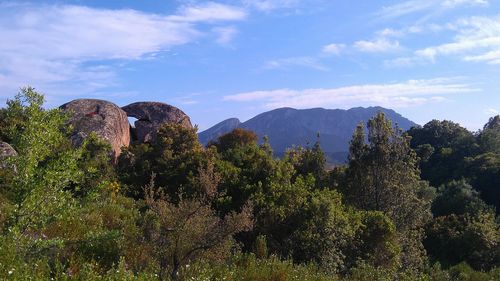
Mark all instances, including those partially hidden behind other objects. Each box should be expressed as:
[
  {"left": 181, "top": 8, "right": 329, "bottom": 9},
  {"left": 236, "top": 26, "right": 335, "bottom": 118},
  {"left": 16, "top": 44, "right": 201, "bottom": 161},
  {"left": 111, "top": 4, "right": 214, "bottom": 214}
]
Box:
[
  {"left": 60, "top": 99, "right": 130, "bottom": 158},
  {"left": 0, "top": 141, "right": 17, "bottom": 169},
  {"left": 122, "top": 102, "right": 192, "bottom": 143}
]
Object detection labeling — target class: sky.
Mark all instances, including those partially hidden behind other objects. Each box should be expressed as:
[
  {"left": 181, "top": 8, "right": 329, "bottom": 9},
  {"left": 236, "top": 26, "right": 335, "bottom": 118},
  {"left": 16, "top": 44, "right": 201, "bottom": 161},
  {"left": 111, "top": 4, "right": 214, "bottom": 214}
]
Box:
[{"left": 0, "top": 0, "right": 499, "bottom": 131}]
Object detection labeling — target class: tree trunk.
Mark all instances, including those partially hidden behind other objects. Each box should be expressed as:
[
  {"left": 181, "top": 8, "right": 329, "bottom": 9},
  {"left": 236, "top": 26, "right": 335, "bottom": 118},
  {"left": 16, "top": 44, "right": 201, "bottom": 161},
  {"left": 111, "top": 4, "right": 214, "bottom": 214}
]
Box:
[{"left": 171, "top": 259, "right": 180, "bottom": 281}]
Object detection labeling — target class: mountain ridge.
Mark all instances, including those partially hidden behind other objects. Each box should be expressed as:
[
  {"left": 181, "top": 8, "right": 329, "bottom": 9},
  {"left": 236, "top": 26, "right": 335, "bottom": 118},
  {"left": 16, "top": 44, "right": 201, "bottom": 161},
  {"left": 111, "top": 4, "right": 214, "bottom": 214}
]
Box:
[{"left": 199, "top": 106, "right": 417, "bottom": 163}]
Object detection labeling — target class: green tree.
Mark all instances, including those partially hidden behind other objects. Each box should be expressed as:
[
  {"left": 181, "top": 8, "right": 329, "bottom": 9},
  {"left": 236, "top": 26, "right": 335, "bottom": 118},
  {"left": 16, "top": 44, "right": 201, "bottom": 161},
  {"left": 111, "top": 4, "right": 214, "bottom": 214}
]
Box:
[
  {"left": 344, "top": 112, "right": 434, "bottom": 270},
  {"left": 284, "top": 137, "right": 328, "bottom": 189},
  {"left": 0, "top": 88, "right": 138, "bottom": 277},
  {"left": 432, "top": 180, "right": 493, "bottom": 217},
  {"left": 478, "top": 115, "right": 500, "bottom": 154},
  {"left": 3, "top": 88, "right": 81, "bottom": 233},
  {"left": 465, "top": 116, "right": 500, "bottom": 211},
  {"left": 118, "top": 123, "right": 214, "bottom": 201},
  {"left": 73, "top": 133, "right": 117, "bottom": 197},
  {"left": 208, "top": 127, "right": 258, "bottom": 151},
  {"left": 408, "top": 120, "right": 477, "bottom": 187},
  {"left": 209, "top": 128, "right": 276, "bottom": 215},
  {"left": 0, "top": 108, "right": 8, "bottom": 142},
  {"left": 424, "top": 212, "right": 499, "bottom": 270},
  {"left": 141, "top": 162, "right": 253, "bottom": 281},
  {"left": 352, "top": 211, "right": 401, "bottom": 270}
]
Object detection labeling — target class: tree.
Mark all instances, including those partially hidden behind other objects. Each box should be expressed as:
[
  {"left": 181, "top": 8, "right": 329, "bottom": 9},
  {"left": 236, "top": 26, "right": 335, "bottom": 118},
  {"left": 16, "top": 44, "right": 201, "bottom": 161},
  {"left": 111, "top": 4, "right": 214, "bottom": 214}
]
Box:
[
  {"left": 2, "top": 88, "right": 82, "bottom": 233},
  {"left": 478, "top": 115, "right": 500, "bottom": 154},
  {"left": 351, "top": 211, "right": 401, "bottom": 270},
  {"left": 208, "top": 128, "right": 258, "bottom": 152},
  {"left": 408, "top": 120, "right": 477, "bottom": 187},
  {"left": 0, "top": 108, "right": 9, "bottom": 142},
  {"left": 118, "top": 123, "right": 214, "bottom": 201},
  {"left": 73, "top": 133, "right": 117, "bottom": 197},
  {"left": 141, "top": 162, "right": 253, "bottom": 280},
  {"left": 209, "top": 128, "right": 276, "bottom": 215},
  {"left": 284, "top": 137, "right": 328, "bottom": 189},
  {"left": 424, "top": 212, "right": 499, "bottom": 270},
  {"left": 0, "top": 88, "right": 140, "bottom": 276},
  {"left": 282, "top": 190, "right": 357, "bottom": 273},
  {"left": 466, "top": 116, "right": 500, "bottom": 211},
  {"left": 344, "top": 112, "right": 434, "bottom": 270},
  {"left": 432, "top": 180, "right": 493, "bottom": 217}
]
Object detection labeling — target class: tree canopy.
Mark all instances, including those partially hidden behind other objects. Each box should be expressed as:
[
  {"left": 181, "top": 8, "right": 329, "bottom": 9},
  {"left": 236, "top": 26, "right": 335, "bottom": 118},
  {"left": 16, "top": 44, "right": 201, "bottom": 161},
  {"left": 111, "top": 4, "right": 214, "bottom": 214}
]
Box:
[{"left": 0, "top": 88, "right": 498, "bottom": 280}]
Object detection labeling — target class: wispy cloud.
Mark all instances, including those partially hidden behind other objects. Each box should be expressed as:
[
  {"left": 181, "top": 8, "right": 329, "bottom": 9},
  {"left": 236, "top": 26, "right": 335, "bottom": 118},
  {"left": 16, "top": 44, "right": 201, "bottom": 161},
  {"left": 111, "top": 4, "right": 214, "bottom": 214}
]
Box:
[
  {"left": 378, "top": 0, "right": 488, "bottom": 19},
  {"left": 322, "top": 43, "right": 346, "bottom": 55},
  {"left": 243, "top": 0, "right": 299, "bottom": 11},
  {"left": 224, "top": 78, "right": 477, "bottom": 108},
  {"left": 264, "top": 56, "right": 329, "bottom": 71},
  {"left": 442, "top": 0, "right": 488, "bottom": 8},
  {"left": 484, "top": 108, "right": 499, "bottom": 115},
  {"left": 354, "top": 38, "right": 401, "bottom": 53},
  {"left": 0, "top": 2, "right": 246, "bottom": 104},
  {"left": 213, "top": 26, "right": 239, "bottom": 45},
  {"left": 375, "top": 24, "right": 441, "bottom": 38},
  {"left": 409, "top": 15, "right": 500, "bottom": 64},
  {"left": 170, "top": 92, "right": 203, "bottom": 106},
  {"left": 169, "top": 2, "right": 246, "bottom": 22}
]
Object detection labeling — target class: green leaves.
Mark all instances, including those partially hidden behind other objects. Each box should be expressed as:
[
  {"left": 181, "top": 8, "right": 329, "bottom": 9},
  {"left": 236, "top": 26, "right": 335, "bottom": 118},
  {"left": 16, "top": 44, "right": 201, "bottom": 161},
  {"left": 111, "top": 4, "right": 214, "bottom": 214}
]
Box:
[{"left": 344, "top": 112, "right": 433, "bottom": 270}]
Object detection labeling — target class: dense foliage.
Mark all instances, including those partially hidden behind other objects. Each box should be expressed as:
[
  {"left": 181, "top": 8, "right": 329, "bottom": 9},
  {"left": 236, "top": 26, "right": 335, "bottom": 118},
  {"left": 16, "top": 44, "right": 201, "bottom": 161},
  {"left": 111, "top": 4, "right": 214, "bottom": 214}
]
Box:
[{"left": 0, "top": 88, "right": 498, "bottom": 280}]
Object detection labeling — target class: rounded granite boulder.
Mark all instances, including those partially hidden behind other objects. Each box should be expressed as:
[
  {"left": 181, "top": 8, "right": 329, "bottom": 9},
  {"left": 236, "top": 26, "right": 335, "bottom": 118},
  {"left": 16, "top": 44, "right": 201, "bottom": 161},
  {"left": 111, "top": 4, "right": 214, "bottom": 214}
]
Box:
[
  {"left": 60, "top": 99, "right": 130, "bottom": 158},
  {"left": 122, "top": 102, "right": 192, "bottom": 143},
  {"left": 0, "top": 141, "right": 17, "bottom": 169}
]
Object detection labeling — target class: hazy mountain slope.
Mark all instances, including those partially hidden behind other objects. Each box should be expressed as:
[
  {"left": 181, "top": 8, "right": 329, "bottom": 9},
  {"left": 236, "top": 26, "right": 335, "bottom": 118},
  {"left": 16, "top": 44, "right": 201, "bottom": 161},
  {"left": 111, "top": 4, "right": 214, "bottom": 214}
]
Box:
[
  {"left": 199, "top": 107, "right": 417, "bottom": 163},
  {"left": 198, "top": 118, "right": 241, "bottom": 145}
]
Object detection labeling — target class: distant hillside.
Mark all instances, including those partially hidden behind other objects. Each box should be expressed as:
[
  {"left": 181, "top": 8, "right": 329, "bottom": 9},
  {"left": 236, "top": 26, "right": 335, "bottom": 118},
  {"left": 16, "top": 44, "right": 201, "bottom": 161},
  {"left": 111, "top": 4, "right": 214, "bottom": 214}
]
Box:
[
  {"left": 199, "top": 107, "right": 417, "bottom": 164},
  {"left": 198, "top": 118, "right": 241, "bottom": 145}
]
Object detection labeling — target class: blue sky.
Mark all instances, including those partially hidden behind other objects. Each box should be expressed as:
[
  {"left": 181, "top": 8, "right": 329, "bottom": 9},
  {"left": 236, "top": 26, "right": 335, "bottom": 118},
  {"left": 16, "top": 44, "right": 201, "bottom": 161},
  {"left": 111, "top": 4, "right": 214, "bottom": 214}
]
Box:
[{"left": 0, "top": 0, "right": 499, "bottom": 131}]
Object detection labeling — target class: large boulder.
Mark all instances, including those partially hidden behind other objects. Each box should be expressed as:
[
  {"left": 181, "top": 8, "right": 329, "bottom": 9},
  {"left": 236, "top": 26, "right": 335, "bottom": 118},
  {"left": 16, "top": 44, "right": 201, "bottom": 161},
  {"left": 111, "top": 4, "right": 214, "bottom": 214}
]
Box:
[
  {"left": 122, "top": 102, "right": 192, "bottom": 143},
  {"left": 0, "top": 141, "right": 17, "bottom": 169},
  {"left": 60, "top": 99, "right": 130, "bottom": 158}
]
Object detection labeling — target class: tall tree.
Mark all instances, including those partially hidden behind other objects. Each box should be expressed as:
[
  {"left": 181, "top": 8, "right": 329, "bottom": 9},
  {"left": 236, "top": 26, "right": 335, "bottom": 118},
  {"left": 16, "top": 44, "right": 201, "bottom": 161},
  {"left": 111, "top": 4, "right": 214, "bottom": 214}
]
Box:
[
  {"left": 344, "top": 112, "right": 434, "bottom": 270},
  {"left": 408, "top": 120, "right": 477, "bottom": 187},
  {"left": 466, "top": 115, "right": 500, "bottom": 211},
  {"left": 142, "top": 162, "right": 253, "bottom": 281},
  {"left": 118, "top": 123, "right": 214, "bottom": 201},
  {"left": 284, "top": 136, "right": 328, "bottom": 189}
]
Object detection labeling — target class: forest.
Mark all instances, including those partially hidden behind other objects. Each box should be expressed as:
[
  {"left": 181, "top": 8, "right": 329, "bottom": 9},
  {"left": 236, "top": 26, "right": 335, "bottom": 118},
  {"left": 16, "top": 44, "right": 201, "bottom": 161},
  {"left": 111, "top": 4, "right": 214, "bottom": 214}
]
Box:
[{"left": 0, "top": 88, "right": 499, "bottom": 280}]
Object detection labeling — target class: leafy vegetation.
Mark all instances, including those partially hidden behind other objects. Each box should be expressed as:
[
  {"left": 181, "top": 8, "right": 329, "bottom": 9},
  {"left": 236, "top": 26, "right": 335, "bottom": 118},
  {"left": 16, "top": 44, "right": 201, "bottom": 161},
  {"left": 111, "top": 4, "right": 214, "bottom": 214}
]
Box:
[{"left": 0, "top": 88, "right": 498, "bottom": 280}]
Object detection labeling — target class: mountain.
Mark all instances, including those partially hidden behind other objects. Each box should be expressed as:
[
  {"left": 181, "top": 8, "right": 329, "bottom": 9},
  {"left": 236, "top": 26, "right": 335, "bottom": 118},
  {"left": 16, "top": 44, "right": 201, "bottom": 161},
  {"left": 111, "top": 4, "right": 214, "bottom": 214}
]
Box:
[
  {"left": 198, "top": 118, "right": 241, "bottom": 145},
  {"left": 198, "top": 107, "right": 417, "bottom": 164}
]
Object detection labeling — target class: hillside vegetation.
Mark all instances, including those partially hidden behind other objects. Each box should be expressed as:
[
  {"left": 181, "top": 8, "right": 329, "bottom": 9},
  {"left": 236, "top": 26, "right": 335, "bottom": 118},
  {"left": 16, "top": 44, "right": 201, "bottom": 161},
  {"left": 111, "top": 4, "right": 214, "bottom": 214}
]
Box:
[{"left": 0, "top": 88, "right": 499, "bottom": 280}]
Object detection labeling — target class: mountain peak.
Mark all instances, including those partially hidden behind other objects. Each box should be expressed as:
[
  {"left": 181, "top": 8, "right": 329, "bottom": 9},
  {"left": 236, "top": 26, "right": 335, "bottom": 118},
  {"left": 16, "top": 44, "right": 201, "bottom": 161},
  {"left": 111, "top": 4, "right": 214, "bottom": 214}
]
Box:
[{"left": 199, "top": 107, "right": 417, "bottom": 163}]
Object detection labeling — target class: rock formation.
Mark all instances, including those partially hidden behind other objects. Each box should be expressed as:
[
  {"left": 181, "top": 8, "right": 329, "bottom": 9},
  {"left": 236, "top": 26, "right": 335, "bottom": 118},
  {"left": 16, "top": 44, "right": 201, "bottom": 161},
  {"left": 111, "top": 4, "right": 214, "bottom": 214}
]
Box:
[
  {"left": 60, "top": 99, "right": 130, "bottom": 158},
  {"left": 122, "top": 102, "right": 192, "bottom": 143},
  {"left": 0, "top": 141, "right": 17, "bottom": 169}
]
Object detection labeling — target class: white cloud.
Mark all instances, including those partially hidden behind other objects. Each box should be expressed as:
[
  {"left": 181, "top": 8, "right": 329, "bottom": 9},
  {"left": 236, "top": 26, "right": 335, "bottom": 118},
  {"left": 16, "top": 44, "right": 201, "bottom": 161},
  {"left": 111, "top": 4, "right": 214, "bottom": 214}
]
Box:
[
  {"left": 442, "top": 0, "right": 488, "bottom": 8},
  {"left": 243, "top": 0, "right": 299, "bottom": 11},
  {"left": 384, "top": 56, "right": 427, "bottom": 67},
  {"left": 224, "top": 78, "right": 476, "bottom": 108},
  {"left": 0, "top": 3, "right": 246, "bottom": 103},
  {"left": 413, "top": 15, "right": 500, "bottom": 64},
  {"left": 375, "top": 24, "right": 442, "bottom": 38},
  {"left": 484, "top": 108, "right": 499, "bottom": 115},
  {"left": 264, "top": 56, "right": 329, "bottom": 71},
  {"left": 322, "top": 43, "right": 345, "bottom": 55},
  {"left": 378, "top": 0, "right": 488, "bottom": 19},
  {"left": 213, "top": 26, "right": 238, "bottom": 45},
  {"left": 464, "top": 50, "right": 500, "bottom": 64},
  {"left": 354, "top": 38, "right": 401, "bottom": 53},
  {"left": 169, "top": 2, "right": 246, "bottom": 22}
]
